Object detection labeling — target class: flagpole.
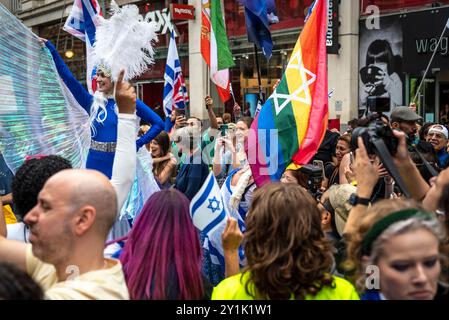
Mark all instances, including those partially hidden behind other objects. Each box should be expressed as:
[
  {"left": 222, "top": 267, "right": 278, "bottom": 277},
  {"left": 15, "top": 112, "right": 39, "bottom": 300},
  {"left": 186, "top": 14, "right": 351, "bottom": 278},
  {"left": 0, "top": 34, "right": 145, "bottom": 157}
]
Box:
[
  {"left": 254, "top": 44, "right": 263, "bottom": 103},
  {"left": 413, "top": 20, "right": 448, "bottom": 103},
  {"left": 206, "top": 65, "right": 210, "bottom": 97}
]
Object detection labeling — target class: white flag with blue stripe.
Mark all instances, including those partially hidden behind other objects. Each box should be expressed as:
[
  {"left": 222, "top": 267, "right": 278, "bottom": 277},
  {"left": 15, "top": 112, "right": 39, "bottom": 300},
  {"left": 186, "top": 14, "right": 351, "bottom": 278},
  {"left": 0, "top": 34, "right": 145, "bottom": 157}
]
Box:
[
  {"left": 63, "top": 0, "right": 102, "bottom": 94},
  {"left": 163, "top": 31, "right": 189, "bottom": 117},
  {"left": 190, "top": 172, "right": 235, "bottom": 267},
  {"left": 190, "top": 172, "right": 228, "bottom": 238}
]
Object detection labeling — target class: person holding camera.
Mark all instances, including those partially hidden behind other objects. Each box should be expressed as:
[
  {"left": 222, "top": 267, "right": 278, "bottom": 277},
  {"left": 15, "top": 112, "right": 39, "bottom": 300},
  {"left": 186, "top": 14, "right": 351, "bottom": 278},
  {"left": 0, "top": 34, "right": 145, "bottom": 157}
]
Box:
[
  {"left": 167, "top": 96, "right": 219, "bottom": 166},
  {"left": 390, "top": 106, "right": 421, "bottom": 143},
  {"left": 389, "top": 107, "right": 441, "bottom": 182},
  {"left": 345, "top": 128, "right": 449, "bottom": 235},
  {"left": 359, "top": 40, "right": 403, "bottom": 110},
  {"left": 212, "top": 125, "right": 239, "bottom": 187}
]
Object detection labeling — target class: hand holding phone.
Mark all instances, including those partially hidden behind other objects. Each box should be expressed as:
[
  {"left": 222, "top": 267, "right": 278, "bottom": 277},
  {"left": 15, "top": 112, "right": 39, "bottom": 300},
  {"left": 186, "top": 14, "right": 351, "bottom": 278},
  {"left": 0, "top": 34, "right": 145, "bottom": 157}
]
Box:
[
  {"left": 175, "top": 115, "right": 187, "bottom": 128},
  {"left": 205, "top": 96, "right": 213, "bottom": 110}
]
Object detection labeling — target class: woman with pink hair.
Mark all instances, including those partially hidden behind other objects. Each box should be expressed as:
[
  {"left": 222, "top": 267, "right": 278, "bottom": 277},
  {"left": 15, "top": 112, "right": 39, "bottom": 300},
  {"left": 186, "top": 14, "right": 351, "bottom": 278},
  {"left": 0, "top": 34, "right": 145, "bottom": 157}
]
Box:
[{"left": 119, "top": 189, "right": 211, "bottom": 299}]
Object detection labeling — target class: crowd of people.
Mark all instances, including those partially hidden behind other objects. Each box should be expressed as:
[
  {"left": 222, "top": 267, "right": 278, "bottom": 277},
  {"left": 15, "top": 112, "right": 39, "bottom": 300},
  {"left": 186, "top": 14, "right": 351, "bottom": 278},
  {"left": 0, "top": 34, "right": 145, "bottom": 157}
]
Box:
[{"left": 2, "top": 56, "right": 449, "bottom": 300}]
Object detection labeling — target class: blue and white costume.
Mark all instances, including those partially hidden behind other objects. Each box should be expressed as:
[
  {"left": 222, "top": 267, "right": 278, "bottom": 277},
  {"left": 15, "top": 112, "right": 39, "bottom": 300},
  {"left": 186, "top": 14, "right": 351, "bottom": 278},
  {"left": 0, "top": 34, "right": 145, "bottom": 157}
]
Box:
[{"left": 45, "top": 41, "right": 164, "bottom": 179}]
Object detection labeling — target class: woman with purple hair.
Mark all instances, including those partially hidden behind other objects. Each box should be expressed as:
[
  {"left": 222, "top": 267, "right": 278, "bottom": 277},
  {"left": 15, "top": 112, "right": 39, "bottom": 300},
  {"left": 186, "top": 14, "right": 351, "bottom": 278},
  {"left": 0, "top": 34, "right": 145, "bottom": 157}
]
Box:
[{"left": 119, "top": 189, "right": 212, "bottom": 300}]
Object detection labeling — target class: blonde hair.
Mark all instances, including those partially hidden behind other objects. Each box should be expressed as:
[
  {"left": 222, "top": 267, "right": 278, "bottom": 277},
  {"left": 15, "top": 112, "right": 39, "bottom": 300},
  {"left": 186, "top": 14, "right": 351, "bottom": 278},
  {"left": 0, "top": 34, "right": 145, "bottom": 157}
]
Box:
[{"left": 346, "top": 199, "right": 448, "bottom": 292}]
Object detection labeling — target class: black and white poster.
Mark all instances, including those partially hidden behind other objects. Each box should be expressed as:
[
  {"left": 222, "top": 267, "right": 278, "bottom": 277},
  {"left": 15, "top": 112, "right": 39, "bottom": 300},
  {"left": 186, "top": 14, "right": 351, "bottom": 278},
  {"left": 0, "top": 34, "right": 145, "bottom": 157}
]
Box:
[{"left": 359, "top": 17, "right": 404, "bottom": 113}]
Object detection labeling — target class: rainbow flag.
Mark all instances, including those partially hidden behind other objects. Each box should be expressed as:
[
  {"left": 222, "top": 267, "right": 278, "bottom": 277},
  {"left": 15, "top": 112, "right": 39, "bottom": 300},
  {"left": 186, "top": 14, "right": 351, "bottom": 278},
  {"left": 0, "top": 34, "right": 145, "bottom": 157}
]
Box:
[{"left": 247, "top": 0, "right": 328, "bottom": 187}]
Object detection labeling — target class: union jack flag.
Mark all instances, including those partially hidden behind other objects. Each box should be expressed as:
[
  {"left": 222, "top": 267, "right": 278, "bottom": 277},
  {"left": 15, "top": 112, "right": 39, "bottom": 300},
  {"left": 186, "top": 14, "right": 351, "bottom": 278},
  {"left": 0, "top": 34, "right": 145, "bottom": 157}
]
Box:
[
  {"left": 163, "top": 31, "right": 189, "bottom": 117},
  {"left": 63, "top": 0, "right": 102, "bottom": 94}
]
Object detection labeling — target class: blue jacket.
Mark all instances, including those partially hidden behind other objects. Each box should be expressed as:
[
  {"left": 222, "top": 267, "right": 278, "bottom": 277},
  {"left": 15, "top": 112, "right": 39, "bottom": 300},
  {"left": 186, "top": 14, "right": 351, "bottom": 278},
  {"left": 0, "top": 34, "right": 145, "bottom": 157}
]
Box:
[{"left": 437, "top": 148, "right": 449, "bottom": 168}]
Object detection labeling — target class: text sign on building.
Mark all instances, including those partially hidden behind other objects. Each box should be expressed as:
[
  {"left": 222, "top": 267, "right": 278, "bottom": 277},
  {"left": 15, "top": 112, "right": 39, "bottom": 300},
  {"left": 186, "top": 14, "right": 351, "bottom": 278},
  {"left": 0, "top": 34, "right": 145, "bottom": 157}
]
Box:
[
  {"left": 144, "top": 8, "right": 175, "bottom": 35},
  {"left": 170, "top": 3, "right": 195, "bottom": 20},
  {"left": 326, "top": 0, "right": 339, "bottom": 54},
  {"left": 402, "top": 8, "right": 449, "bottom": 74}
]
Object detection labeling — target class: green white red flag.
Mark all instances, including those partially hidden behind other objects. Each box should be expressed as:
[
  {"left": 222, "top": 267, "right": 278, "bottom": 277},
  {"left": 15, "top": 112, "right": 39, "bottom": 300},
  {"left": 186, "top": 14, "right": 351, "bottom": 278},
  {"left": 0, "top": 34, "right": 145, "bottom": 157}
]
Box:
[{"left": 201, "top": 0, "right": 235, "bottom": 102}]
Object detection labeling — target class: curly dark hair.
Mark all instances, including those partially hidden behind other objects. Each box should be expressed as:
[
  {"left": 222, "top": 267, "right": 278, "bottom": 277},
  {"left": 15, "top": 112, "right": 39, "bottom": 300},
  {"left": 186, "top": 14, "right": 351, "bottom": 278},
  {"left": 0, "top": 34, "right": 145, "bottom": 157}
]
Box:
[
  {"left": 243, "top": 183, "right": 334, "bottom": 300},
  {"left": 11, "top": 155, "right": 72, "bottom": 220},
  {"left": 0, "top": 263, "right": 44, "bottom": 299}
]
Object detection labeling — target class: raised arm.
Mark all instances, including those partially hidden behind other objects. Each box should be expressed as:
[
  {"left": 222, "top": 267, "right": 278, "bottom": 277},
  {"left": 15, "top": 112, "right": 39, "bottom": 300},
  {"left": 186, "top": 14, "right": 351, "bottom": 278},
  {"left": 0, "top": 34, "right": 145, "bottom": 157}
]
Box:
[
  {"left": 0, "top": 198, "right": 27, "bottom": 271},
  {"left": 222, "top": 217, "right": 243, "bottom": 278},
  {"left": 110, "top": 70, "right": 138, "bottom": 213},
  {"left": 165, "top": 117, "right": 175, "bottom": 133},
  {"left": 205, "top": 96, "right": 219, "bottom": 130},
  {"left": 44, "top": 41, "right": 93, "bottom": 113},
  {"left": 135, "top": 99, "right": 164, "bottom": 150},
  {"left": 392, "top": 130, "right": 430, "bottom": 200},
  {"left": 0, "top": 197, "right": 6, "bottom": 238}
]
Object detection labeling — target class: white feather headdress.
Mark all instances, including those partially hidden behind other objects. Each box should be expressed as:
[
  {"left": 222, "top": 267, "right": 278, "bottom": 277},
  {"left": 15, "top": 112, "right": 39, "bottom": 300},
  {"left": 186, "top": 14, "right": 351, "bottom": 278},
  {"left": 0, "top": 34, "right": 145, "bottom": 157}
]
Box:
[{"left": 92, "top": 1, "right": 158, "bottom": 81}]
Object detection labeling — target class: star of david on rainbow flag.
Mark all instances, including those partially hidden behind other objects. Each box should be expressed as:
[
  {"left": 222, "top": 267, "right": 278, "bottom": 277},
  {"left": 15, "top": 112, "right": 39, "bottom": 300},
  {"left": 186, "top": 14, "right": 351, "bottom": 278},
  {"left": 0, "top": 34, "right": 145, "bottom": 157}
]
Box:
[{"left": 246, "top": 0, "right": 328, "bottom": 187}]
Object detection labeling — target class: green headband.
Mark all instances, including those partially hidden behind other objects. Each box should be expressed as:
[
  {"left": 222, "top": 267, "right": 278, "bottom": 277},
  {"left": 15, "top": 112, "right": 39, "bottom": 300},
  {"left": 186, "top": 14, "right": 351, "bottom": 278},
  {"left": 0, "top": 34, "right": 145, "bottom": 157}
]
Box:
[{"left": 361, "top": 209, "right": 433, "bottom": 256}]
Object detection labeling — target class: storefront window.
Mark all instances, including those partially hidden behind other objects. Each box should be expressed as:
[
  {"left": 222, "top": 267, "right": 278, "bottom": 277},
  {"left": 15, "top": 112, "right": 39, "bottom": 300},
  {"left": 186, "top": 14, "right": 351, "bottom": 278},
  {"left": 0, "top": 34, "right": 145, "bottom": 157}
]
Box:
[{"left": 410, "top": 77, "right": 436, "bottom": 122}]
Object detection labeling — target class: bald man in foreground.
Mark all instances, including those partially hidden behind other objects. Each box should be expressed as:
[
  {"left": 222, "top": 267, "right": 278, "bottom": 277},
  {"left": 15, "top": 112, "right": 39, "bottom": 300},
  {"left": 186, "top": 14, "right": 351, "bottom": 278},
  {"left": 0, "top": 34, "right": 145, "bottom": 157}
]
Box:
[
  {"left": 0, "top": 71, "right": 136, "bottom": 299},
  {"left": 0, "top": 170, "right": 129, "bottom": 299}
]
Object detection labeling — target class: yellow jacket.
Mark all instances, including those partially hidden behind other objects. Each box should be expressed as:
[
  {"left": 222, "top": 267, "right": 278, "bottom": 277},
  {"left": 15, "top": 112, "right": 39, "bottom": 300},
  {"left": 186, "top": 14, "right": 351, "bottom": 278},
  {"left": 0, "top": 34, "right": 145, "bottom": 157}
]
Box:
[{"left": 212, "top": 272, "right": 359, "bottom": 300}]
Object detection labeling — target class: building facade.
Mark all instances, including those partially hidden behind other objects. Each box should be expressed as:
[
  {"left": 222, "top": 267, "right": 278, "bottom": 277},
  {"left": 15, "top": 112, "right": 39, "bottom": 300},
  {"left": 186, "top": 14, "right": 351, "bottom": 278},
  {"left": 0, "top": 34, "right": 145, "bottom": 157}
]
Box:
[
  {"left": 358, "top": 0, "right": 449, "bottom": 125},
  {"left": 7, "top": 0, "right": 449, "bottom": 127}
]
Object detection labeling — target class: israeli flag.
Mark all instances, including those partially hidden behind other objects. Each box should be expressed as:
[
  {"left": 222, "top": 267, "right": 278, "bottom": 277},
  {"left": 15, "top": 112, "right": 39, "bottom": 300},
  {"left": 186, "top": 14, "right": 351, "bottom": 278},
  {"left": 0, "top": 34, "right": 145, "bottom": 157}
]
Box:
[
  {"left": 190, "top": 172, "right": 246, "bottom": 268},
  {"left": 190, "top": 172, "right": 229, "bottom": 267},
  {"left": 190, "top": 172, "right": 226, "bottom": 233},
  {"left": 163, "top": 31, "right": 189, "bottom": 117}
]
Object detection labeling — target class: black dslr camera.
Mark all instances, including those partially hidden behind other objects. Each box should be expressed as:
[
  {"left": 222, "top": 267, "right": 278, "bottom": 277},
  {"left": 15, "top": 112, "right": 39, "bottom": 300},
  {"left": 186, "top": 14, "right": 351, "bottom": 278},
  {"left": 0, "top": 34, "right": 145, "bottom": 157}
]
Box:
[
  {"left": 351, "top": 97, "right": 411, "bottom": 197},
  {"left": 351, "top": 97, "right": 398, "bottom": 156},
  {"left": 299, "top": 164, "right": 323, "bottom": 201}
]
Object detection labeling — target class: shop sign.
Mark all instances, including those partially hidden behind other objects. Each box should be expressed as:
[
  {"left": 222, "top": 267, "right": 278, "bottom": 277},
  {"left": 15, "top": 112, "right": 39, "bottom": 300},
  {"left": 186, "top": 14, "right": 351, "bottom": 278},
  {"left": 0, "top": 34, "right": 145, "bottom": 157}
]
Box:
[
  {"left": 170, "top": 3, "right": 195, "bottom": 20},
  {"left": 144, "top": 8, "right": 175, "bottom": 35},
  {"left": 327, "top": 0, "right": 339, "bottom": 54},
  {"left": 402, "top": 7, "right": 449, "bottom": 74}
]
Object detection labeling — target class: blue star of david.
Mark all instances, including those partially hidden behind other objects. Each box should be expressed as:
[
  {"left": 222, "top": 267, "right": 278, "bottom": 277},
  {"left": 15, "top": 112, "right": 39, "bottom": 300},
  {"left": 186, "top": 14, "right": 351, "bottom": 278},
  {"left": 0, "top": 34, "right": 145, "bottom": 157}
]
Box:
[{"left": 207, "top": 196, "right": 221, "bottom": 214}]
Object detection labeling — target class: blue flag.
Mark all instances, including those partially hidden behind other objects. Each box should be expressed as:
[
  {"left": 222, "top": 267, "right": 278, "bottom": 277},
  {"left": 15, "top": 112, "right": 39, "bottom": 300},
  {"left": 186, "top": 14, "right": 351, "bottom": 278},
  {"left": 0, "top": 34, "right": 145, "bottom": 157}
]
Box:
[
  {"left": 240, "top": 0, "right": 274, "bottom": 59},
  {"left": 266, "top": 0, "right": 279, "bottom": 24}
]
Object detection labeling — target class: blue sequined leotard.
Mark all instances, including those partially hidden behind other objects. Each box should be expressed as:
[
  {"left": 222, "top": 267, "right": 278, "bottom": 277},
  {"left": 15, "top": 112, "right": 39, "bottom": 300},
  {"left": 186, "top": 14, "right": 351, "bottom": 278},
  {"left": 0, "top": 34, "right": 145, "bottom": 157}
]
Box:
[{"left": 45, "top": 41, "right": 164, "bottom": 178}]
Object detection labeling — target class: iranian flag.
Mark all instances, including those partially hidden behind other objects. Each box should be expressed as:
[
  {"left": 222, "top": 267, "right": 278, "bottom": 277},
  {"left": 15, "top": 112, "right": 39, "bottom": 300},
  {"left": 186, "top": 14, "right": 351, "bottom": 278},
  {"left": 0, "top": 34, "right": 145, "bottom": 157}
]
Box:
[{"left": 201, "top": 0, "right": 235, "bottom": 102}]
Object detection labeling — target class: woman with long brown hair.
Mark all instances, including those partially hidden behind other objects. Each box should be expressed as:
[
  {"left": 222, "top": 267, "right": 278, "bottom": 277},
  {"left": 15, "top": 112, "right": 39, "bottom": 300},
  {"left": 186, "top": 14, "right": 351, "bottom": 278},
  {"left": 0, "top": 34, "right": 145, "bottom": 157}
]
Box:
[
  {"left": 212, "top": 183, "right": 359, "bottom": 300},
  {"left": 141, "top": 130, "right": 177, "bottom": 189}
]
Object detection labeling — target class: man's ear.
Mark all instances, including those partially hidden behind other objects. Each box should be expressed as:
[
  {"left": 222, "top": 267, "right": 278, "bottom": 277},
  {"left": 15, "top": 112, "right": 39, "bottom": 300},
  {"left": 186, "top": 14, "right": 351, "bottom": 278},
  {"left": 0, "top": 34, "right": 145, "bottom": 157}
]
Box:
[
  {"left": 74, "top": 206, "right": 96, "bottom": 236},
  {"left": 391, "top": 122, "right": 399, "bottom": 130}
]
